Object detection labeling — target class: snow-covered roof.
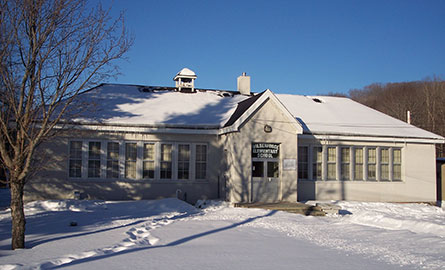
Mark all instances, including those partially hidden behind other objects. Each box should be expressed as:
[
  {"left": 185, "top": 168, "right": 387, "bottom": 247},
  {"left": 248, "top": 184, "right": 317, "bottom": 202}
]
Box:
[
  {"left": 73, "top": 84, "right": 248, "bottom": 128},
  {"left": 276, "top": 94, "right": 444, "bottom": 140},
  {"left": 70, "top": 83, "right": 444, "bottom": 141}
]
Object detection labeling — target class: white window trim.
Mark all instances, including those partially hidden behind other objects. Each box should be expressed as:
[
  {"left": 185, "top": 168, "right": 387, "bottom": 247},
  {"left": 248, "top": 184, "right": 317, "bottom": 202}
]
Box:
[
  {"left": 389, "top": 148, "right": 394, "bottom": 181},
  {"left": 81, "top": 141, "right": 88, "bottom": 179}
]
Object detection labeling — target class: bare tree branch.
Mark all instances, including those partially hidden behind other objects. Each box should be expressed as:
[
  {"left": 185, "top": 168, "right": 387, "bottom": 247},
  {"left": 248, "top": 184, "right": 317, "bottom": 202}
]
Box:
[
  {"left": 348, "top": 78, "right": 445, "bottom": 157},
  {"left": 0, "top": 0, "right": 133, "bottom": 249}
]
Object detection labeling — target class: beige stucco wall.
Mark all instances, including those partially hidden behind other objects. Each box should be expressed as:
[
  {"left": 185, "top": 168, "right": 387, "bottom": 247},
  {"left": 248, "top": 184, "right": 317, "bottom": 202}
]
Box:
[
  {"left": 221, "top": 98, "right": 300, "bottom": 203},
  {"left": 25, "top": 130, "right": 223, "bottom": 203},
  {"left": 298, "top": 137, "right": 437, "bottom": 202},
  {"left": 24, "top": 104, "right": 439, "bottom": 204}
]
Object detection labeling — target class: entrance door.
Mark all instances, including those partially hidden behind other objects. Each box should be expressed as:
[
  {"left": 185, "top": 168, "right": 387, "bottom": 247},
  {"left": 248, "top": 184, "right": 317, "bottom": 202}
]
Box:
[
  {"left": 251, "top": 143, "right": 280, "bottom": 202},
  {"left": 252, "top": 159, "right": 280, "bottom": 202}
]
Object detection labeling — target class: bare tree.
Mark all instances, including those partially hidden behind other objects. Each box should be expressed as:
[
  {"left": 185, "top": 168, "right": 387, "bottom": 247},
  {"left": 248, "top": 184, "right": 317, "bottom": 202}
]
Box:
[
  {"left": 422, "top": 77, "right": 445, "bottom": 156},
  {"left": 348, "top": 78, "right": 445, "bottom": 157},
  {"left": 0, "top": 0, "right": 132, "bottom": 249}
]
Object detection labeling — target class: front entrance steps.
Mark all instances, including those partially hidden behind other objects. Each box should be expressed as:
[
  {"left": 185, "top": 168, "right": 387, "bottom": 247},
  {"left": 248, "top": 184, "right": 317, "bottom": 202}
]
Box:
[{"left": 234, "top": 202, "right": 333, "bottom": 216}]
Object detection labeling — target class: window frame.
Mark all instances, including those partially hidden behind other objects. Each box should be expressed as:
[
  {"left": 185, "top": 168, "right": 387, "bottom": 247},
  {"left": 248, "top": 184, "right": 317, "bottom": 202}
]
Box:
[
  {"left": 380, "top": 148, "right": 390, "bottom": 181},
  {"left": 312, "top": 146, "right": 323, "bottom": 180},
  {"left": 298, "top": 146, "right": 309, "bottom": 179},
  {"left": 327, "top": 146, "right": 337, "bottom": 180},
  {"left": 124, "top": 142, "right": 138, "bottom": 180},
  {"left": 367, "top": 147, "right": 377, "bottom": 181},
  {"left": 267, "top": 161, "right": 280, "bottom": 178},
  {"left": 353, "top": 147, "right": 364, "bottom": 181},
  {"left": 340, "top": 147, "right": 350, "bottom": 180},
  {"left": 195, "top": 144, "right": 207, "bottom": 180},
  {"left": 87, "top": 141, "right": 102, "bottom": 178},
  {"left": 252, "top": 160, "right": 265, "bottom": 178},
  {"left": 106, "top": 141, "right": 120, "bottom": 179},
  {"left": 177, "top": 144, "right": 191, "bottom": 180},
  {"left": 143, "top": 143, "right": 156, "bottom": 179},
  {"left": 160, "top": 143, "right": 173, "bottom": 180},
  {"left": 69, "top": 141, "right": 83, "bottom": 178},
  {"left": 393, "top": 148, "right": 402, "bottom": 181}
]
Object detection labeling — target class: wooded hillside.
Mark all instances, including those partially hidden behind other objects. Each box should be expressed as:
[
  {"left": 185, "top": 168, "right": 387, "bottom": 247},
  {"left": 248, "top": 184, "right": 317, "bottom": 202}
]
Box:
[{"left": 346, "top": 78, "right": 445, "bottom": 157}]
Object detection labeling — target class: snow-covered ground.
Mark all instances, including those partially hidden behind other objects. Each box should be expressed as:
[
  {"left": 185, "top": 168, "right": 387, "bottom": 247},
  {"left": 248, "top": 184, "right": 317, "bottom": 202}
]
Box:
[{"left": 0, "top": 198, "right": 444, "bottom": 270}]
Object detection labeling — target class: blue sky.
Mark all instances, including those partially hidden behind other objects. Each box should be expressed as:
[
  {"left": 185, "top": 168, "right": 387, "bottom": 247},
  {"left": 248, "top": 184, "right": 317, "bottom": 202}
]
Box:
[{"left": 104, "top": 0, "right": 445, "bottom": 95}]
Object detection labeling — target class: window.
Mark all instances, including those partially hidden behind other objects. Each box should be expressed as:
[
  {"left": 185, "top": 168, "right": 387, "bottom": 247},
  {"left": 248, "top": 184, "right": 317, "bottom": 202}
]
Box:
[
  {"left": 298, "top": 146, "right": 308, "bottom": 179},
  {"left": 143, "top": 143, "right": 155, "bottom": 179},
  {"left": 296, "top": 145, "right": 402, "bottom": 182},
  {"left": 327, "top": 147, "right": 336, "bottom": 180},
  {"left": 160, "top": 144, "right": 172, "bottom": 179},
  {"left": 341, "top": 147, "right": 350, "bottom": 180},
  {"left": 195, "top": 145, "right": 207, "bottom": 179},
  {"left": 69, "top": 141, "right": 82, "bottom": 178},
  {"left": 312, "top": 147, "right": 323, "bottom": 180},
  {"left": 125, "top": 143, "right": 137, "bottom": 179},
  {"left": 367, "top": 148, "right": 376, "bottom": 180},
  {"left": 107, "top": 142, "right": 120, "bottom": 178},
  {"left": 68, "top": 140, "right": 210, "bottom": 181},
  {"left": 178, "top": 144, "right": 190, "bottom": 180},
  {"left": 88, "top": 142, "right": 101, "bottom": 178},
  {"left": 354, "top": 148, "right": 363, "bottom": 180},
  {"left": 252, "top": 161, "right": 279, "bottom": 178},
  {"left": 393, "top": 149, "right": 402, "bottom": 180},
  {"left": 252, "top": 161, "right": 264, "bottom": 177},
  {"left": 380, "top": 148, "right": 389, "bottom": 180},
  {"left": 267, "top": 161, "right": 279, "bottom": 178}
]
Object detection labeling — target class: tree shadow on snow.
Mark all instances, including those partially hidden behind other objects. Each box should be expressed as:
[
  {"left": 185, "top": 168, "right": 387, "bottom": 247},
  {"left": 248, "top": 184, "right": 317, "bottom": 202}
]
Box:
[
  {"left": 49, "top": 210, "right": 277, "bottom": 269},
  {"left": 0, "top": 200, "right": 201, "bottom": 251}
]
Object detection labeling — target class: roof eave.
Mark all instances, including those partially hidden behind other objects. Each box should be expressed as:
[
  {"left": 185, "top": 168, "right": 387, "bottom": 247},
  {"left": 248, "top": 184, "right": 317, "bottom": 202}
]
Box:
[
  {"left": 53, "top": 122, "right": 221, "bottom": 135},
  {"left": 300, "top": 132, "right": 445, "bottom": 144}
]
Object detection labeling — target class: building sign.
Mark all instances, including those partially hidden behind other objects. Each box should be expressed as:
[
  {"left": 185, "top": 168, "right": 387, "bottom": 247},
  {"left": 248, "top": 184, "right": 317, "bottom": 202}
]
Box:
[
  {"left": 252, "top": 143, "right": 280, "bottom": 159},
  {"left": 283, "top": 159, "right": 297, "bottom": 171}
]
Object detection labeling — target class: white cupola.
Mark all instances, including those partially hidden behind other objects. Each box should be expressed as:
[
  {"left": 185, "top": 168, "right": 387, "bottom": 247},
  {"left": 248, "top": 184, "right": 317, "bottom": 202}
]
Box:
[{"left": 173, "top": 68, "right": 197, "bottom": 93}]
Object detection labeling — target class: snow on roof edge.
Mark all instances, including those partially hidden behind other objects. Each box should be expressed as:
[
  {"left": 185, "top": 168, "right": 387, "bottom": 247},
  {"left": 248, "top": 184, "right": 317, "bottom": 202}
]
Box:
[
  {"left": 71, "top": 83, "right": 445, "bottom": 142},
  {"left": 303, "top": 130, "right": 445, "bottom": 142}
]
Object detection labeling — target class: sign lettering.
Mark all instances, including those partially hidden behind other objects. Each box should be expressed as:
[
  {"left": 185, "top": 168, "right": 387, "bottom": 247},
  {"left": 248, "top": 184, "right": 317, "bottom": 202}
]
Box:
[{"left": 252, "top": 143, "right": 280, "bottom": 159}]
